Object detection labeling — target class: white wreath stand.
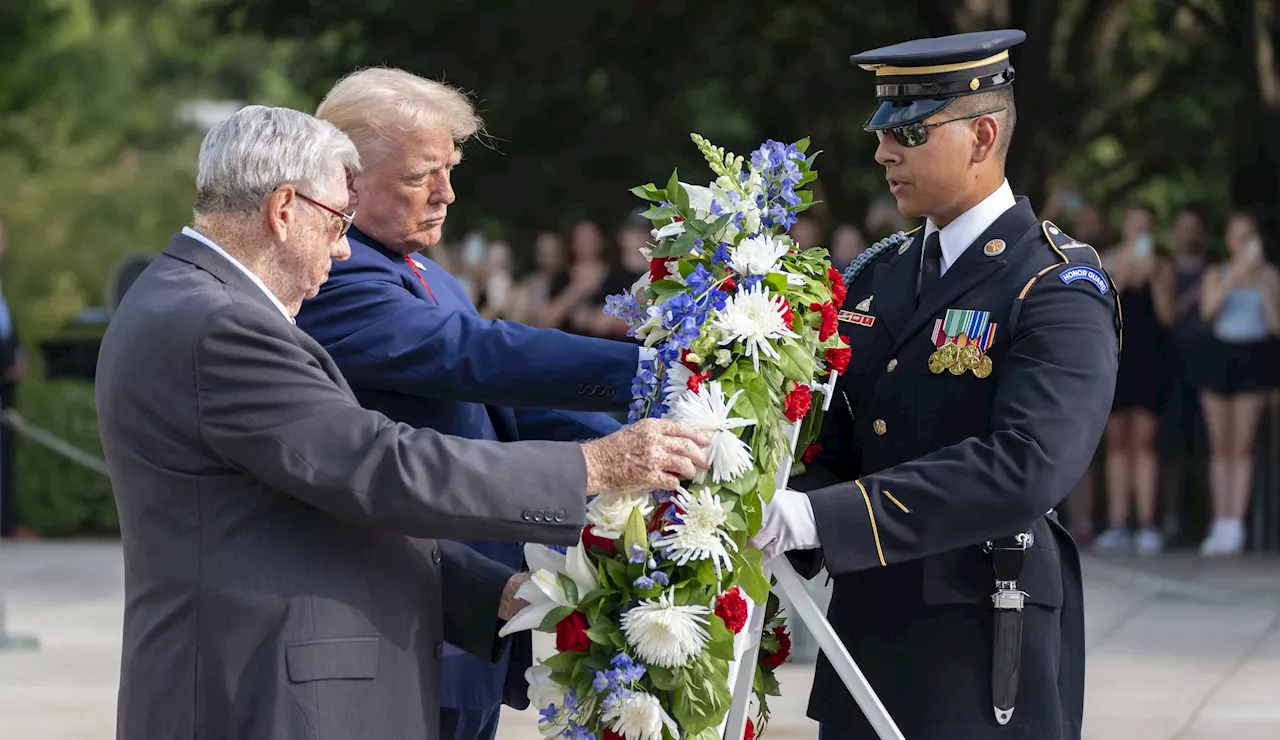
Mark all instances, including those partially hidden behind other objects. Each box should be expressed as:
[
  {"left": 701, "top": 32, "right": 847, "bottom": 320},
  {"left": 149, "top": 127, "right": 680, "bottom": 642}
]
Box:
[{"left": 719, "top": 372, "right": 905, "bottom": 740}]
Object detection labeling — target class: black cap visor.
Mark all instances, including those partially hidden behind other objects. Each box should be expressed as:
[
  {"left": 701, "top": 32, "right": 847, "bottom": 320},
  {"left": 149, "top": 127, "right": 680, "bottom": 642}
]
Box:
[{"left": 864, "top": 97, "right": 955, "bottom": 131}]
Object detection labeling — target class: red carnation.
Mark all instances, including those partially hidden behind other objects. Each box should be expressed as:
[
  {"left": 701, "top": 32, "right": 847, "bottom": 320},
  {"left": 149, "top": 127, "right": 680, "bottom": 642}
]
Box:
[
  {"left": 827, "top": 267, "right": 848, "bottom": 306},
  {"left": 687, "top": 370, "right": 712, "bottom": 393},
  {"left": 825, "top": 341, "right": 851, "bottom": 375},
  {"left": 801, "top": 443, "right": 823, "bottom": 463},
  {"left": 581, "top": 524, "right": 617, "bottom": 555},
  {"left": 722, "top": 276, "right": 737, "bottom": 293},
  {"left": 760, "top": 625, "right": 792, "bottom": 669},
  {"left": 555, "top": 611, "right": 591, "bottom": 652},
  {"left": 784, "top": 383, "right": 811, "bottom": 422},
  {"left": 715, "top": 587, "right": 749, "bottom": 634},
  {"left": 605, "top": 731, "right": 625, "bottom": 740},
  {"left": 745, "top": 719, "right": 756, "bottom": 740},
  {"left": 782, "top": 302, "right": 796, "bottom": 330},
  {"left": 811, "top": 302, "right": 838, "bottom": 341},
  {"left": 650, "top": 257, "right": 670, "bottom": 282}
]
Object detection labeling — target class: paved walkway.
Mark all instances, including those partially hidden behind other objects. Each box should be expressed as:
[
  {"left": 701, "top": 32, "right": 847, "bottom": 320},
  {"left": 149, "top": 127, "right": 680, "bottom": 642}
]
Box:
[{"left": 2, "top": 542, "right": 1278, "bottom": 740}]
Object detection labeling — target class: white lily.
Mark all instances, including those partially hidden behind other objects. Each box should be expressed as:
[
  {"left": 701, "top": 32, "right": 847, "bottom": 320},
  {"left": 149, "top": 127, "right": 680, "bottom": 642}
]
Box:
[
  {"left": 651, "top": 221, "right": 684, "bottom": 240},
  {"left": 498, "top": 540, "right": 600, "bottom": 636}
]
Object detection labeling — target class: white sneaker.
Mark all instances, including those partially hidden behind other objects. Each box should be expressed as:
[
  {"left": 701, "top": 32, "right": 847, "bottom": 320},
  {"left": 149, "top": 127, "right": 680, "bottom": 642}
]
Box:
[
  {"left": 1134, "top": 527, "right": 1164, "bottom": 556},
  {"left": 1200, "top": 519, "right": 1246, "bottom": 556},
  {"left": 1092, "top": 527, "right": 1132, "bottom": 553}
]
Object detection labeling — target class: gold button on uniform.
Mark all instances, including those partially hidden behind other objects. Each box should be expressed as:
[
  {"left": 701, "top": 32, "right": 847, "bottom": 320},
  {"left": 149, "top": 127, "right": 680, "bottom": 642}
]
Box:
[
  {"left": 873, "top": 419, "right": 887, "bottom": 435},
  {"left": 886, "top": 359, "right": 898, "bottom": 373}
]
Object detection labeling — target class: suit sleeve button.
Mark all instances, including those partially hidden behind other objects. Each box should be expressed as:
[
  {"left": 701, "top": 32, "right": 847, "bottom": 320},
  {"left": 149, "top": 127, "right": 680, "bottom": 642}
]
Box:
[
  {"left": 605, "top": 387, "right": 615, "bottom": 397},
  {"left": 431, "top": 548, "right": 441, "bottom": 564},
  {"left": 577, "top": 382, "right": 588, "bottom": 394},
  {"left": 554, "top": 510, "right": 565, "bottom": 522},
  {"left": 521, "top": 509, "right": 532, "bottom": 521},
  {"left": 532, "top": 510, "right": 544, "bottom": 522},
  {"left": 434, "top": 643, "right": 444, "bottom": 660}
]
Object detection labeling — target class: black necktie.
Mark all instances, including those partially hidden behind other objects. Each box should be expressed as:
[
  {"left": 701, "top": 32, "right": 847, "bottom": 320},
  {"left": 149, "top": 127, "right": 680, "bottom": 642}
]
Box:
[{"left": 919, "top": 230, "right": 942, "bottom": 306}]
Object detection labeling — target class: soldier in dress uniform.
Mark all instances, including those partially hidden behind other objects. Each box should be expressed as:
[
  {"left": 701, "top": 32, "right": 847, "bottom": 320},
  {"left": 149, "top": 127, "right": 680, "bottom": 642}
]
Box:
[{"left": 749, "top": 30, "right": 1121, "bottom": 740}]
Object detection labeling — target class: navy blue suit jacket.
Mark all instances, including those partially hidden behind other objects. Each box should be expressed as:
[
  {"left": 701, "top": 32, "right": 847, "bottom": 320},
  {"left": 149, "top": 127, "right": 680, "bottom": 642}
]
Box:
[{"left": 295, "top": 227, "right": 635, "bottom": 710}]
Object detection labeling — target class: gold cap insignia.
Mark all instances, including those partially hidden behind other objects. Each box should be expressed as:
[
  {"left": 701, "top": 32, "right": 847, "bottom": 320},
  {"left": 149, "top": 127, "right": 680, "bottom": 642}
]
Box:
[
  {"left": 983, "top": 239, "right": 1006, "bottom": 256},
  {"left": 969, "top": 77, "right": 980, "bottom": 91}
]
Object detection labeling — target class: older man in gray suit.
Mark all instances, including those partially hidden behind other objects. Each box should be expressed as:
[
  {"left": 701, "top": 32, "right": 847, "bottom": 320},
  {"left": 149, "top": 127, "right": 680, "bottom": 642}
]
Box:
[{"left": 95, "top": 105, "right": 706, "bottom": 740}]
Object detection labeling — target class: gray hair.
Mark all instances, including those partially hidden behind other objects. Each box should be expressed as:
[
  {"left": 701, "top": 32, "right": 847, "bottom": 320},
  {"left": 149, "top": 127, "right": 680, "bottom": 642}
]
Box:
[
  {"left": 194, "top": 105, "right": 361, "bottom": 215},
  {"left": 316, "top": 68, "right": 483, "bottom": 162}
]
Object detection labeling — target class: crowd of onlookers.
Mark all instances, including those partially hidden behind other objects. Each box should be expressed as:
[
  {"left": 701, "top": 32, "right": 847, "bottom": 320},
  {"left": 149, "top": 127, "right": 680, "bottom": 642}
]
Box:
[{"left": 1060, "top": 203, "right": 1280, "bottom": 556}]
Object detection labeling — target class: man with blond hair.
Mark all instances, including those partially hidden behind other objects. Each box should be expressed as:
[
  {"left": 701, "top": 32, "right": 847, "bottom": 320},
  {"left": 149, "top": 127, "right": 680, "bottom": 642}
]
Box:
[
  {"left": 97, "top": 104, "right": 707, "bottom": 740},
  {"left": 295, "top": 67, "right": 655, "bottom": 740}
]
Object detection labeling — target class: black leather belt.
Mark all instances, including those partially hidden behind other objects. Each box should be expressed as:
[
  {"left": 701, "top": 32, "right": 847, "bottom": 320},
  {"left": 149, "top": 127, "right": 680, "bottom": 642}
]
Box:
[{"left": 983, "top": 531, "right": 1032, "bottom": 726}]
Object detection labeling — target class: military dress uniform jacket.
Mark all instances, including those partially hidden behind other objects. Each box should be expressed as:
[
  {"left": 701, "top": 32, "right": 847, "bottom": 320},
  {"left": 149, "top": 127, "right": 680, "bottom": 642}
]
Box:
[{"left": 791, "top": 197, "right": 1119, "bottom": 740}]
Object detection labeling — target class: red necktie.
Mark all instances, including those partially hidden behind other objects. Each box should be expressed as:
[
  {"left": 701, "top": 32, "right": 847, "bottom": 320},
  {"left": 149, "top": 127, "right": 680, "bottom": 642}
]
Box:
[{"left": 404, "top": 256, "right": 438, "bottom": 303}]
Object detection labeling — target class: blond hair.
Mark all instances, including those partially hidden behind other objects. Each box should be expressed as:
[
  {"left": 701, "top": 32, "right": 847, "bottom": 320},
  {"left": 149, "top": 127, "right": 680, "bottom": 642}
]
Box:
[{"left": 316, "top": 67, "right": 483, "bottom": 162}]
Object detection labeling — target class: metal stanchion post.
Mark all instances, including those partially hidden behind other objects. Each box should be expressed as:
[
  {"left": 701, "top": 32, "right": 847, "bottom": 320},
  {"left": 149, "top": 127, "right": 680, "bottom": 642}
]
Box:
[{"left": 0, "top": 412, "right": 39, "bottom": 652}]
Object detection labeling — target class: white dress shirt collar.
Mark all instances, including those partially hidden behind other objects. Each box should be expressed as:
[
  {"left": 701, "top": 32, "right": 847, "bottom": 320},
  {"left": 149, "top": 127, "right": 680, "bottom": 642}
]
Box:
[
  {"left": 182, "top": 227, "right": 294, "bottom": 323},
  {"left": 922, "top": 179, "right": 1016, "bottom": 275}
]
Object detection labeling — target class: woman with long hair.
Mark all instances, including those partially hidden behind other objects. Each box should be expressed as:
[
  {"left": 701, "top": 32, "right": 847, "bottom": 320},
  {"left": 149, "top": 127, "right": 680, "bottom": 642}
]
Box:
[
  {"left": 1094, "top": 205, "right": 1176, "bottom": 554},
  {"left": 1193, "top": 212, "right": 1280, "bottom": 555}
]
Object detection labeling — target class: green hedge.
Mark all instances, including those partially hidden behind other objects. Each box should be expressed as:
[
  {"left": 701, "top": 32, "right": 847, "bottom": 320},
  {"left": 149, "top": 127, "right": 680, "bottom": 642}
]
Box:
[{"left": 14, "top": 377, "right": 118, "bottom": 537}]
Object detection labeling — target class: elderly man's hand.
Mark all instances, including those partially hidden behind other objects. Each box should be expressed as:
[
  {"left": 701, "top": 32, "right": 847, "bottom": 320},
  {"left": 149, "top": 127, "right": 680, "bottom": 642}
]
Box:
[
  {"left": 581, "top": 419, "right": 709, "bottom": 495},
  {"left": 498, "top": 572, "right": 532, "bottom": 623}
]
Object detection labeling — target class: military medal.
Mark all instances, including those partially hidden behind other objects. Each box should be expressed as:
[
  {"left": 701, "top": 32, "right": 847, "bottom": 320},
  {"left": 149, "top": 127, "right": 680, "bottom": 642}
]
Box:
[{"left": 930, "top": 310, "right": 999, "bottom": 377}]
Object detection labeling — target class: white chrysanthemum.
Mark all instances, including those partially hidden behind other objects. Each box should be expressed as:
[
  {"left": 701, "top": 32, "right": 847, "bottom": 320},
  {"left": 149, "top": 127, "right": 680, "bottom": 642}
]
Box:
[
  {"left": 499, "top": 541, "right": 600, "bottom": 636},
  {"left": 665, "top": 380, "right": 755, "bottom": 483},
  {"left": 711, "top": 286, "right": 799, "bottom": 370},
  {"left": 663, "top": 362, "right": 694, "bottom": 400},
  {"left": 656, "top": 487, "right": 738, "bottom": 577},
  {"left": 605, "top": 691, "right": 680, "bottom": 740},
  {"left": 620, "top": 590, "right": 711, "bottom": 668},
  {"left": 730, "top": 233, "right": 789, "bottom": 276},
  {"left": 586, "top": 491, "right": 654, "bottom": 538}
]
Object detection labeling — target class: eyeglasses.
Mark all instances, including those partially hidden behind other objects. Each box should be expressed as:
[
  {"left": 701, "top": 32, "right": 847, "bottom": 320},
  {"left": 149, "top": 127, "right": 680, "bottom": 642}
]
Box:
[
  {"left": 297, "top": 193, "right": 356, "bottom": 238},
  {"left": 877, "top": 107, "right": 1008, "bottom": 148}
]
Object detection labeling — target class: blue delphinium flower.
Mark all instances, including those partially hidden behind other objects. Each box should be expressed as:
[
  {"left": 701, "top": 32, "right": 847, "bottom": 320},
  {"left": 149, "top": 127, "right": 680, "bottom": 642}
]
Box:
[
  {"left": 612, "top": 653, "right": 646, "bottom": 683},
  {"left": 712, "top": 242, "right": 732, "bottom": 266},
  {"left": 705, "top": 288, "right": 729, "bottom": 311},
  {"left": 592, "top": 670, "right": 612, "bottom": 692},
  {"left": 604, "top": 291, "right": 643, "bottom": 334},
  {"left": 651, "top": 570, "right": 670, "bottom": 587},
  {"left": 687, "top": 264, "right": 713, "bottom": 296},
  {"left": 661, "top": 293, "right": 697, "bottom": 329},
  {"left": 562, "top": 690, "right": 579, "bottom": 713},
  {"left": 671, "top": 316, "right": 701, "bottom": 348},
  {"left": 741, "top": 274, "right": 764, "bottom": 292},
  {"left": 627, "top": 398, "right": 647, "bottom": 424},
  {"left": 633, "top": 575, "right": 654, "bottom": 590},
  {"left": 628, "top": 544, "right": 647, "bottom": 564}
]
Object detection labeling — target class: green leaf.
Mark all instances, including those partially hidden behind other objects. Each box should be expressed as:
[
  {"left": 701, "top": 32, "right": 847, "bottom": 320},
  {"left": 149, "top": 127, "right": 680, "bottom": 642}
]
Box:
[
  {"left": 725, "top": 511, "right": 747, "bottom": 532},
  {"left": 706, "top": 615, "right": 737, "bottom": 661},
  {"left": 794, "top": 137, "right": 811, "bottom": 154},
  {"left": 739, "top": 548, "right": 770, "bottom": 605},
  {"left": 650, "top": 227, "right": 700, "bottom": 258},
  {"left": 577, "top": 587, "right": 608, "bottom": 611},
  {"left": 629, "top": 183, "right": 667, "bottom": 202},
  {"left": 696, "top": 558, "right": 719, "bottom": 586},
  {"left": 758, "top": 470, "right": 777, "bottom": 504},
  {"left": 585, "top": 624, "right": 616, "bottom": 646},
  {"left": 743, "top": 489, "right": 764, "bottom": 535},
  {"left": 763, "top": 273, "right": 789, "bottom": 293},
  {"left": 779, "top": 342, "right": 815, "bottom": 383},
  {"left": 647, "top": 664, "right": 679, "bottom": 691},
  {"left": 723, "top": 466, "right": 759, "bottom": 496},
  {"left": 557, "top": 572, "right": 579, "bottom": 605},
  {"left": 761, "top": 669, "right": 782, "bottom": 696},
  {"left": 603, "top": 557, "right": 629, "bottom": 594},
  {"left": 539, "top": 604, "right": 575, "bottom": 631},
  {"left": 542, "top": 650, "right": 583, "bottom": 672},
  {"left": 642, "top": 204, "right": 675, "bottom": 220}
]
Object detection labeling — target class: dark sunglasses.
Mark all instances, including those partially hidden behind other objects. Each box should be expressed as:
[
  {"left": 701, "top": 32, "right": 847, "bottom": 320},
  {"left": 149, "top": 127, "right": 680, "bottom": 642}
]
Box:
[
  {"left": 876, "top": 106, "right": 1008, "bottom": 148},
  {"left": 297, "top": 192, "right": 356, "bottom": 238}
]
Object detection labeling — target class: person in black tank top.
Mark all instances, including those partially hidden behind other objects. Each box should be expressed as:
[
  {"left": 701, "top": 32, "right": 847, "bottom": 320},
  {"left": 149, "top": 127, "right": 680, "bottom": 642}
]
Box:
[
  {"left": 1159, "top": 208, "right": 1209, "bottom": 545},
  {"left": 1094, "top": 205, "right": 1175, "bottom": 555}
]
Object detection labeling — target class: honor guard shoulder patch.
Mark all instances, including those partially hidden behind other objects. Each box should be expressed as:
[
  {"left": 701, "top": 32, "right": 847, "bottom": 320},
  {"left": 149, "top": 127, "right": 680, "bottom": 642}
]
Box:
[{"left": 1059, "top": 265, "right": 1109, "bottom": 294}]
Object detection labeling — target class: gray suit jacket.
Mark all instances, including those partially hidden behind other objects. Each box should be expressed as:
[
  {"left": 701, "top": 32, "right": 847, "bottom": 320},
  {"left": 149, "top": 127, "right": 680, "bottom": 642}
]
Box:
[{"left": 96, "top": 233, "right": 588, "bottom": 740}]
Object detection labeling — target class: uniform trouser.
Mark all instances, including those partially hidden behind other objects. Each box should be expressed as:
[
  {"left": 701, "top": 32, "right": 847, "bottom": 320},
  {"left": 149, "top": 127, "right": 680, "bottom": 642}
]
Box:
[{"left": 440, "top": 704, "right": 502, "bottom": 740}]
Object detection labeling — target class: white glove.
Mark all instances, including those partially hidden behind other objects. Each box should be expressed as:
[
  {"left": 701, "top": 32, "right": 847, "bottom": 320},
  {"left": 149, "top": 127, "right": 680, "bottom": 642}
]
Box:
[{"left": 747, "top": 488, "right": 821, "bottom": 562}]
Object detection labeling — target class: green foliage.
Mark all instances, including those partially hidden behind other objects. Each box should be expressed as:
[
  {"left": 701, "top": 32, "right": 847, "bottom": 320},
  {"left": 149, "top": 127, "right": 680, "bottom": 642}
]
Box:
[{"left": 14, "top": 379, "right": 116, "bottom": 536}]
